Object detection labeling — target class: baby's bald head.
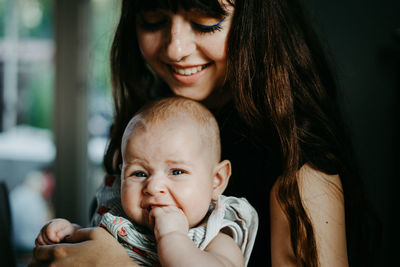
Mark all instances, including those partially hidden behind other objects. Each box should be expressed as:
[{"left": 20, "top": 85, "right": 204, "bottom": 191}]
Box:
[{"left": 121, "top": 97, "right": 221, "bottom": 163}]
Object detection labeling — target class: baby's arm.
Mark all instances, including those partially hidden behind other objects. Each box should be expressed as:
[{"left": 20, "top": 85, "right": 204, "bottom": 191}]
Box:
[
  {"left": 35, "top": 218, "right": 81, "bottom": 246},
  {"left": 152, "top": 206, "right": 244, "bottom": 267}
]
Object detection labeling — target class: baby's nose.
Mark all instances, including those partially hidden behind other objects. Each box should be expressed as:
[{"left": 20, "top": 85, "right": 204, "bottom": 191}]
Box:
[{"left": 143, "top": 176, "right": 167, "bottom": 195}]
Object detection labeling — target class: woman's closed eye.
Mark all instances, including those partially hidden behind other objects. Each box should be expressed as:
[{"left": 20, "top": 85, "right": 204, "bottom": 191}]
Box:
[
  {"left": 192, "top": 17, "right": 225, "bottom": 34},
  {"left": 138, "top": 11, "right": 226, "bottom": 34},
  {"left": 138, "top": 12, "right": 167, "bottom": 31}
]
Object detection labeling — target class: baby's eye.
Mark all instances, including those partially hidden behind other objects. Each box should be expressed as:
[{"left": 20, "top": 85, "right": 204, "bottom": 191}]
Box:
[
  {"left": 133, "top": 171, "right": 147, "bottom": 178},
  {"left": 171, "top": 169, "right": 185, "bottom": 175}
]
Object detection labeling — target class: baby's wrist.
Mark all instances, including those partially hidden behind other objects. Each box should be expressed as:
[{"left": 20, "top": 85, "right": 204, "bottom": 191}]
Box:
[
  {"left": 156, "top": 230, "right": 188, "bottom": 243},
  {"left": 71, "top": 223, "right": 82, "bottom": 230}
]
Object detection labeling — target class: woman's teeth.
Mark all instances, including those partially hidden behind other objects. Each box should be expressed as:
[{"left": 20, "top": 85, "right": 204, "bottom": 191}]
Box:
[{"left": 172, "top": 65, "right": 206, "bottom": 75}]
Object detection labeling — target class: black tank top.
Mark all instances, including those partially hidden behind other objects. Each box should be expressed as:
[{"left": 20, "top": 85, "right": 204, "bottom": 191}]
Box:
[{"left": 213, "top": 103, "right": 281, "bottom": 266}]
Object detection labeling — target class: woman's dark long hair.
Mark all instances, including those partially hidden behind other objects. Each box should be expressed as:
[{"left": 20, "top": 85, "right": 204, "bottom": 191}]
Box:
[
  {"left": 105, "top": 0, "right": 375, "bottom": 266},
  {"left": 226, "top": 0, "right": 375, "bottom": 266}
]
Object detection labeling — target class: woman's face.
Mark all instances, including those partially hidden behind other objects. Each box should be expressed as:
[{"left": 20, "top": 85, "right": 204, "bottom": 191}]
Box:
[{"left": 136, "top": 2, "right": 233, "bottom": 101}]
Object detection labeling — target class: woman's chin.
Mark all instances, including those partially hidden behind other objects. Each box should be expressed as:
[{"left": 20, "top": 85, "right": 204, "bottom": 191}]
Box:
[{"left": 171, "top": 89, "right": 211, "bottom": 102}]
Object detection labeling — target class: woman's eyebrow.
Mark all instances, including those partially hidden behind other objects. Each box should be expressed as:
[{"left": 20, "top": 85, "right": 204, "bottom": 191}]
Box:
[{"left": 190, "top": 7, "right": 227, "bottom": 18}]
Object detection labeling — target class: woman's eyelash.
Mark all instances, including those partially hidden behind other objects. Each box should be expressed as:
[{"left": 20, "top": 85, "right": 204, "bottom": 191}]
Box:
[
  {"left": 193, "top": 17, "right": 225, "bottom": 34},
  {"left": 192, "top": 23, "right": 223, "bottom": 34},
  {"left": 138, "top": 16, "right": 226, "bottom": 34}
]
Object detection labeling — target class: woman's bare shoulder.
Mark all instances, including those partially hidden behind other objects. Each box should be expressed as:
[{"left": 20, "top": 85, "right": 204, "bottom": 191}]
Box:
[
  {"left": 297, "top": 164, "right": 344, "bottom": 203},
  {"left": 271, "top": 164, "right": 344, "bottom": 210},
  {"left": 298, "top": 164, "right": 348, "bottom": 266},
  {"left": 270, "top": 164, "right": 349, "bottom": 266}
]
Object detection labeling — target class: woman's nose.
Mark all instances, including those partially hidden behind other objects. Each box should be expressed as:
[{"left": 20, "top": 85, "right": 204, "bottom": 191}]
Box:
[
  {"left": 143, "top": 176, "right": 167, "bottom": 196},
  {"left": 165, "top": 15, "right": 196, "bottom": 62}
]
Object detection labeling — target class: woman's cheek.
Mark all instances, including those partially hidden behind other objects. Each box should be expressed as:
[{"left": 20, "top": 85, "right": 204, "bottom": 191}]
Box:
[{"left": 137, "top": 31, "right": 163, "bottom": 61}]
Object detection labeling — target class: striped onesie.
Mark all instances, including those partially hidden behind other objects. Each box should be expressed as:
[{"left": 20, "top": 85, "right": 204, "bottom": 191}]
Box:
[{"left": 92, "top": 175, "right": 258, "bottom": 266}]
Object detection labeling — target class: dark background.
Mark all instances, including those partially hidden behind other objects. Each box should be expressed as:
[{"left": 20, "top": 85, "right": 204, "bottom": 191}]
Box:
[{"left": 307, "top": 1, "right": 399, "bottom": 265}]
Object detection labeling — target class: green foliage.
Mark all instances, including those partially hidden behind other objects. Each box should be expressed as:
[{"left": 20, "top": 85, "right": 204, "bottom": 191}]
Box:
[
  {"left": 0, "top": 0, "right": 120, "bottom": 130},
  {"left": 22, "top": 63, "right": 54, "bottom": 129},
  {"left": 90, "top": 0, "right": 121, "bottom": 98},
  {"left": 18, "top": 0, "right": 53, "bottom": 38},
  {"left": 0, "top": 0, "right": 5, "bottom": 37}
]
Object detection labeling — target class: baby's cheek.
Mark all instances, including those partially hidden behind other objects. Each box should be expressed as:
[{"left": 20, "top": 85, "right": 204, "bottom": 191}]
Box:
[
  {"left": 184, "top": 199, "right": 212, "bottom": 227},
  {"left": 120, "top": 185, "right": 139, "bottom": 217},
  {"left": 120, "top": 186, "right": 129, "bottom": 207}
]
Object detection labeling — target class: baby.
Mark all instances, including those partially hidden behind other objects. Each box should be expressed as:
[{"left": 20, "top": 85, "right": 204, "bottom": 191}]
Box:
[{"left": 35, "top": 97, "right": 258, "bottom": 266}]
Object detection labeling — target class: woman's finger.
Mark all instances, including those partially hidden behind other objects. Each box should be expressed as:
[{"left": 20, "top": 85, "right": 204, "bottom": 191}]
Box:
[
  {"left": 33, "top": 244, "right": 56, "bottom": 262},
  {"left": 28, "top": 258, "right": 48, "bottom": 267},
  {"left": 33, "top": 227, "right": 139, "bottom": 267}
]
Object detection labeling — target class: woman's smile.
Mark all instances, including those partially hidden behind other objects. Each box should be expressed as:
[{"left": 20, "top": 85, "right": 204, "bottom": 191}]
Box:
[
  {"left": 169, "top": 63, "right": 212, "bottom": 85},
  {"left": 170, "top": 63, "right": 210, "bottom": 75}
]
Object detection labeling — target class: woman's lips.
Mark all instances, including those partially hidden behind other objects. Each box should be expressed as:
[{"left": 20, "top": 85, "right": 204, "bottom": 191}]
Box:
[
  {"left": 171, "top": 64, "right": 208, "bottom": 75},
  {"left": 169, "top": 63, "right": 211, "bottom": 85}
]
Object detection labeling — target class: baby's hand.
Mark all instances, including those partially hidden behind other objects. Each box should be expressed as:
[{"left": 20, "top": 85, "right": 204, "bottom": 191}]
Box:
[
  {"left": 150, "top": 206, "right": 189, "bottom": 241},
  {"left": 35, "top": 218, "right": 80, "bottom": 246}
]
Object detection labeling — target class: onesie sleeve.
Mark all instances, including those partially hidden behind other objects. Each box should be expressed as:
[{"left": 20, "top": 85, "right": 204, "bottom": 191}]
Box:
[
  {"left": 90, "top": 174, "right": 124, "bottom": 226},
  {"left": 189, "top": 195, "right": 259, "bottom": 266},
  {"left": 99, "top": 213, "right": 159, "bottom": 267}
]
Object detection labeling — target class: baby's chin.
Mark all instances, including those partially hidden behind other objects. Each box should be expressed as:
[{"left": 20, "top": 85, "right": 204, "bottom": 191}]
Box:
[
  {"left": 130, "top": 216, "right": 154, "bottom": 234},
  {"left": 122, "top": 207, "right": 154, "bottom": 232}
]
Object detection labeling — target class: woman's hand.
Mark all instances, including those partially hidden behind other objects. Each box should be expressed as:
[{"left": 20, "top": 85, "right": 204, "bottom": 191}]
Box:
[{"left": 29, "top": 227, "right": 139, "bottom": 267}]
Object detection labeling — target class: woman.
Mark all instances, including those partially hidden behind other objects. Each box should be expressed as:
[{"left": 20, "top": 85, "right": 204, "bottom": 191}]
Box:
[{"left": 32, "top": 0, "right": 374, "bottom": 266}]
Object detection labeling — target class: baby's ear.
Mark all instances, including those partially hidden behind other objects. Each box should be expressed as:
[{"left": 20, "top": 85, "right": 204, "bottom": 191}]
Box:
[{"left": 212, "top": 160, "right": 231, "bottom": 200}]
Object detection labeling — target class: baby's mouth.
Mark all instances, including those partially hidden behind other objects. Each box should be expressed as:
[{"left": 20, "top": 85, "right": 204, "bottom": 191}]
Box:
[{"left": 146, "top": 206, "right": 152, "bottom": 212}]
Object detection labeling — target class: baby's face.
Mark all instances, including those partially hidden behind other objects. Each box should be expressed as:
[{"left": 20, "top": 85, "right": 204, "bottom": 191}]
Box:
[{"left": 120, "top": 119, "right": 217, "bottom": 229}]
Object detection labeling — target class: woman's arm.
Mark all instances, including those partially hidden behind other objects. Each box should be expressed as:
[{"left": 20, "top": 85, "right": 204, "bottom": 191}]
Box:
[
  {"left": 29, "top": 227, "right": 139, "bottom": 267},
  {"left": 270, "top": 164, "right": 348, "bottom": 267}
]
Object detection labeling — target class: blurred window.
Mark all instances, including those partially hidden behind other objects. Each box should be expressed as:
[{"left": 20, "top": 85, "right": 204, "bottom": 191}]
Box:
[
  {"left": 0, "top": 0, "right": 119, "bottom": 262},
  {"left": 0, "top": 0, "right": 55, "bottom": 262},
  {"left": 0, "top": 0, "right": 54, "bottom": 186},
  {"left": 87, "top": 0, "right": 120, "bottom": 193}
]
